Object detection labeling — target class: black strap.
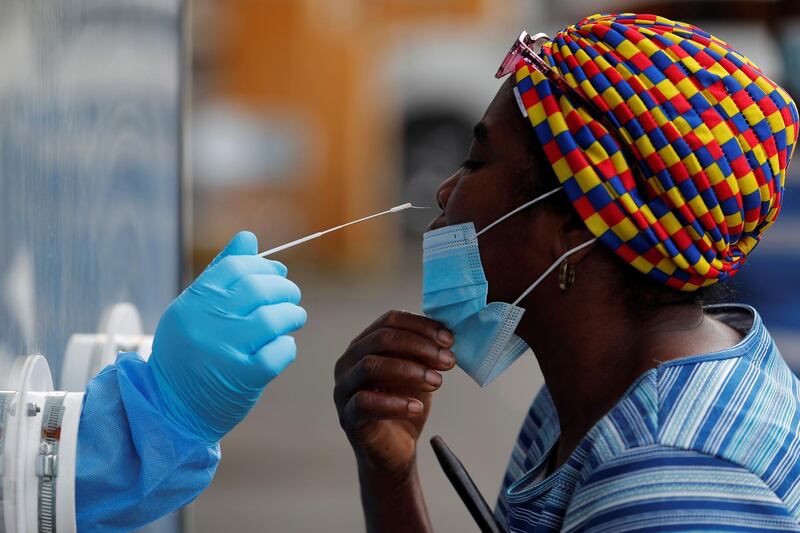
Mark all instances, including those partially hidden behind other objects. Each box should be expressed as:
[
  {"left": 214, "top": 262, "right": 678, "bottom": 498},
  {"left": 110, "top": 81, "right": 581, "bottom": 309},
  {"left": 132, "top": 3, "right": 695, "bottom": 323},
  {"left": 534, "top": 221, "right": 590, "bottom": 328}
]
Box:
[{"left": 430, "top": 436, "right": 505, "bottom": 533}]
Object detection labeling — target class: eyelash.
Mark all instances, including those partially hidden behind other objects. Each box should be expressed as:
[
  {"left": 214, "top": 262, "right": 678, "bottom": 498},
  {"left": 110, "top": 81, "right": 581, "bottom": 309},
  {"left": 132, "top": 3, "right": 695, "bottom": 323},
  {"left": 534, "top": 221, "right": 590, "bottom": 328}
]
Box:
[{"left": 461, "top": 159, "right": 483, "bottom": 171}]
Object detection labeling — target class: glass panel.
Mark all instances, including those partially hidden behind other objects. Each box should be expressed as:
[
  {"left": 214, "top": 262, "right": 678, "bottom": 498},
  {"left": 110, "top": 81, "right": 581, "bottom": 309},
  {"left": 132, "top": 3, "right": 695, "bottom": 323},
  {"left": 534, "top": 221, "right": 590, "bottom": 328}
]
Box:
[{"left": 0, "top": 1, "right": 184, "bottom": 531}]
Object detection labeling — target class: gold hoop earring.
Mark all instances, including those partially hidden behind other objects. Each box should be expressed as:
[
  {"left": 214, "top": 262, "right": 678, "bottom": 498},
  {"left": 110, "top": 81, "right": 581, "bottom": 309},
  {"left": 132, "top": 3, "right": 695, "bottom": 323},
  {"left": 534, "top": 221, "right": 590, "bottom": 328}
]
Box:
[{"left": 558, "top": 261, "right": 575, "bottom": 291}]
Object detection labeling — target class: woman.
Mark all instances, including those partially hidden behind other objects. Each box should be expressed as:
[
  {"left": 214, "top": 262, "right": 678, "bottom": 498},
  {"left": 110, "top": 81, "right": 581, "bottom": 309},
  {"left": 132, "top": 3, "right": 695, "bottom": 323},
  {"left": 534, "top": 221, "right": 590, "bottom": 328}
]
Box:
[{"left": 334, "top": 13, "right": 800, "bottom": 532}]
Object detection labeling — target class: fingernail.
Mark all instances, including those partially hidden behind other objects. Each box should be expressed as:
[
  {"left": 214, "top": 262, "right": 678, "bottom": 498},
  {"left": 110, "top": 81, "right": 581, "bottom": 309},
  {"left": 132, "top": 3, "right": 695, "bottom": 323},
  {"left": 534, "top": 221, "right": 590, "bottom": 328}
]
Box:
[
  {"left": 271, "top": 261, "right": 288, "bottom": 276},
  {"left": 438, "top": 349, "right": 455, "bottom": 367},
  {"left": 437, "top": 329, "right": 454, "bottom": 346},
  {"left": 424, "top": 370, "right": 442, "bottom": 386},
  {"left": 408, "top": 400, "right": 423, "bottom": 413}
]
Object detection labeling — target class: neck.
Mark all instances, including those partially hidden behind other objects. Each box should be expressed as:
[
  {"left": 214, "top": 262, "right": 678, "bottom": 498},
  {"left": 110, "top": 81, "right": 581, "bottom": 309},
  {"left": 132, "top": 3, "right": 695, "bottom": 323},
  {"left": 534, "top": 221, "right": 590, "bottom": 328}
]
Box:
[{"left": 517, "top": 297, "right": 710, "bottom": 467}]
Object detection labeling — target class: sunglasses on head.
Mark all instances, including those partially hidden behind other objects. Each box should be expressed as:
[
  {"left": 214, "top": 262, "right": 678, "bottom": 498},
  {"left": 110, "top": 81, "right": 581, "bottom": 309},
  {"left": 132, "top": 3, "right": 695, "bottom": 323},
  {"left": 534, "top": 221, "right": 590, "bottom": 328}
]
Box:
[{"left": 496, "top": 31, "right": 644, "bottom": 183}]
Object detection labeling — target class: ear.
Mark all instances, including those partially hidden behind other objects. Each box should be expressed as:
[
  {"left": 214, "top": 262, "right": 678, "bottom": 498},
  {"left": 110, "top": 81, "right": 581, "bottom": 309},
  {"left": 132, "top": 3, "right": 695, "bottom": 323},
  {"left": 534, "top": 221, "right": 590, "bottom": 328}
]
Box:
[{"left": 555, "top": 212, "right": 596, "bottom": 265}]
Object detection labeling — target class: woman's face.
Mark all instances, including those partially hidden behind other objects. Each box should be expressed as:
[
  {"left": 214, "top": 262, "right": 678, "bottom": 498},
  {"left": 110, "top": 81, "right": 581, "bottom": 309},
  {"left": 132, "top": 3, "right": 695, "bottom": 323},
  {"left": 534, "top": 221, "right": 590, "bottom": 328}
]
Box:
[{"left": 428, "top": 77, "right": 561, "bottom": 305}]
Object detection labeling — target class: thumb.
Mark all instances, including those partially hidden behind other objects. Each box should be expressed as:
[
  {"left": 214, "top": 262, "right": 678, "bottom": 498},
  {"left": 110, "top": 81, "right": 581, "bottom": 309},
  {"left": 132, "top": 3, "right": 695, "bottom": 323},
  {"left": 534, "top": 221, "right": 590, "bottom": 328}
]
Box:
[{"left": 211, "top": 231, "right": 258, "bottom": 267}]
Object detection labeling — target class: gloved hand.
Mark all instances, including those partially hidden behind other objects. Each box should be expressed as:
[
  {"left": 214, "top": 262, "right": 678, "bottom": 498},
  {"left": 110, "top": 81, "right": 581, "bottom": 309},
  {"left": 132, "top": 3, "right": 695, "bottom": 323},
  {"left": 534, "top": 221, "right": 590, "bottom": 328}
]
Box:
[{"left": 149, "top": 231, "right": 307, "bottom": 443}]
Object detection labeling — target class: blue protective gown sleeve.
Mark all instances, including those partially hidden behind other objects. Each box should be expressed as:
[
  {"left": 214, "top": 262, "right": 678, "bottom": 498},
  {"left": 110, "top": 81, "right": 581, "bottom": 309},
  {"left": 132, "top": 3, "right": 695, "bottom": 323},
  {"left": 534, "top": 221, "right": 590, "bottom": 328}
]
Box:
[{"left": 75, "top": 352, "right": 221, "bottom": 532}]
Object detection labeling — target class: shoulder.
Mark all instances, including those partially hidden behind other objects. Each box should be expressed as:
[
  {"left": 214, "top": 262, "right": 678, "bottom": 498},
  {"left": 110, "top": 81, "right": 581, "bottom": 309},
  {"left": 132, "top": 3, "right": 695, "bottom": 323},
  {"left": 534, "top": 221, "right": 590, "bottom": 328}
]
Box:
[
  {"left": 572, "top": 304, "right": 800, "bottom": 526},
  {"left": 652, "top": 308, "right": 800, "bottom": 493},
  {"left": 563, "top": 445, "right": 800, "bottom": 532},
  {"left": 598, "top": 304, "right": 800, "bottom": 468}
]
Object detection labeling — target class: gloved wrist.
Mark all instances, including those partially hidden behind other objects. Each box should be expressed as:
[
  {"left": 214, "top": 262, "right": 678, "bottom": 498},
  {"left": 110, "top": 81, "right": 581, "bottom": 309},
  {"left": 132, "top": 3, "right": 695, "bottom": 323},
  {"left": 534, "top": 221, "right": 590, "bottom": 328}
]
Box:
[{"left": 148, "top": 354, "right": 225, "bottom": 444}]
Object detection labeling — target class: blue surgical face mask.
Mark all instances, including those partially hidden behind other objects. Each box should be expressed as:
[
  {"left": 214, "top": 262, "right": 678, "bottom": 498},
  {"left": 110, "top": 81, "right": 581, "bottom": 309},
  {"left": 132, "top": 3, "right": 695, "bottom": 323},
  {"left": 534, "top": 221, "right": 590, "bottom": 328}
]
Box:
[{"left": 422, "top": 187, "right": 596, "bottom": 387}]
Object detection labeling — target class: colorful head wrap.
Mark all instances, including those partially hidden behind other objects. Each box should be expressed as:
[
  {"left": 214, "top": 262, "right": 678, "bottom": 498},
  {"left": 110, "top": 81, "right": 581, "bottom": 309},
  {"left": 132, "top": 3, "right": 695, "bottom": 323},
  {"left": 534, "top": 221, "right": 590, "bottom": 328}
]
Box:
[{"left": 514, "top": 13, "right": 799, "bottom": 290}]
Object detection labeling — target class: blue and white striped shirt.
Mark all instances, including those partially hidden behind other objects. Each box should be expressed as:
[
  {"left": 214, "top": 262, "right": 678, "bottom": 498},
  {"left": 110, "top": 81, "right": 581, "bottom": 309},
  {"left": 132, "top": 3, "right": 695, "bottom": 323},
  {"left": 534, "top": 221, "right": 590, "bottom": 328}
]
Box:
[{"left": 496, "top": 304, "right": 800, "bottom": 531}]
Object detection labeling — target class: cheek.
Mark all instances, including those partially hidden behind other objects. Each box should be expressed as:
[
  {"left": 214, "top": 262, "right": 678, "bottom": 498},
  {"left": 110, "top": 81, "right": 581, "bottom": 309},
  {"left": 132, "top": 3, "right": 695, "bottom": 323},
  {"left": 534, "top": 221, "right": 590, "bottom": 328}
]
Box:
[
  {"left": 479, "top": 217, "right": 546, "bottom": 303},
  {"left": 479, "top": 231, "right": 526, "bottom": 303},
  {"left": 443, "top": 183, "right": 484, "bottom": 226},
  {"left": 444, "top": 170, "right": 515, "bottom": 227}
]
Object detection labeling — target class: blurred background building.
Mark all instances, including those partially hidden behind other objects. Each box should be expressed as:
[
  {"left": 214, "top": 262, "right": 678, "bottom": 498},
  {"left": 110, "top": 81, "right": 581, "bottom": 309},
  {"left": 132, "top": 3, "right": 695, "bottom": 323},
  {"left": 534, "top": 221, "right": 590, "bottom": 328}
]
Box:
[{"left": 187, "top": 0, "right": 800, "bottom": 531}]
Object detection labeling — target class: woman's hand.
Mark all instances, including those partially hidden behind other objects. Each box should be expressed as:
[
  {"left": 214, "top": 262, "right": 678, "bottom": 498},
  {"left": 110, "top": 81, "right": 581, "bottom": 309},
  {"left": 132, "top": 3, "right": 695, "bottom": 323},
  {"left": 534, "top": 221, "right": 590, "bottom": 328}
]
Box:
[{"left": 334, "top": 310, "right": 456, "bottom": 480}]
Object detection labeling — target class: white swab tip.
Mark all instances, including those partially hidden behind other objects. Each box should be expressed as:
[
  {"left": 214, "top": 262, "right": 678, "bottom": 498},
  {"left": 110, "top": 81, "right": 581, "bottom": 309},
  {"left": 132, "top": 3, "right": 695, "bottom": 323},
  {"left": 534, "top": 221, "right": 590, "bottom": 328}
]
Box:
[{"left": 390, "top": 203, "right": 429, "bottom": 212}]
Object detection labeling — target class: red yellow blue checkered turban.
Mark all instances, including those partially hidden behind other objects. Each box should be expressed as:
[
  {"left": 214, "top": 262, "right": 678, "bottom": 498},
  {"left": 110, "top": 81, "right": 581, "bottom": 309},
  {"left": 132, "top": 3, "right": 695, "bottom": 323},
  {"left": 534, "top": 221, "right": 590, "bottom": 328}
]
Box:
[{"left": 514, "top": 13, "right": 799, "bottom": 291}]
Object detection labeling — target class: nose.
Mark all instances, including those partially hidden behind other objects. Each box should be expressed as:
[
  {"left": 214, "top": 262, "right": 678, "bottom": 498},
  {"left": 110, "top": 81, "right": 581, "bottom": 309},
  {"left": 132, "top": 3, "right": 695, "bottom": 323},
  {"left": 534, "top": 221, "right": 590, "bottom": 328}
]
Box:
[
  {"left": 435, "top": 172, "right": 459, "bottom": 211},
  {"left": 427, "top": 172, "right": 460, "bottom": 231}
]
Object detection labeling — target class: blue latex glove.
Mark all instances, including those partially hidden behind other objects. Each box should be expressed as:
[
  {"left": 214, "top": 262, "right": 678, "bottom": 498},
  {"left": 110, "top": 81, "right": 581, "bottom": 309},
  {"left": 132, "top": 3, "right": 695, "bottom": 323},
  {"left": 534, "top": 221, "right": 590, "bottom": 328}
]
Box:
[{"left": 149, "top": 231, "right": 307, "bottom": 443}]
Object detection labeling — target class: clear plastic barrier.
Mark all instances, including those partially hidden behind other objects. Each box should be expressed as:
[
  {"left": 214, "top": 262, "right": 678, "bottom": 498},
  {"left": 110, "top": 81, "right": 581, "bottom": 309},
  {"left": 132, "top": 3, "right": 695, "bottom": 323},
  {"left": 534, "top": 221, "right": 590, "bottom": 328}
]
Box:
[{"left": 0, "top": 1, "right": 184, "bottom": 531}]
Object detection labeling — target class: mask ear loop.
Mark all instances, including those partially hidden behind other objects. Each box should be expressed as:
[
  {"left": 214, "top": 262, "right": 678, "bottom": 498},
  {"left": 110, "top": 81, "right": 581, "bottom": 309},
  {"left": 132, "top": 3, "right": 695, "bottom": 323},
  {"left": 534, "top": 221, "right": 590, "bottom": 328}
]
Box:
[
  {"left": 474, "top": 186, "right": 563, "bottom": 239},
  {"left": 512, "top": 238, "right": 597, "bottom": 307},
  {"left": 469, "top": 185, "right": 595, "bottom": 307}
]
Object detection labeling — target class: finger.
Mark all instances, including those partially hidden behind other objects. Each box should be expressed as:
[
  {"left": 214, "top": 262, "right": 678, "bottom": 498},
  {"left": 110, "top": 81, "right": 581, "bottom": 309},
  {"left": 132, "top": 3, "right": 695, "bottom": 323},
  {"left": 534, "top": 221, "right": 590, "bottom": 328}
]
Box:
[
  {"left": 211, "top": 231, "right": 258, "bottom": 267},
  {"left": 334, "top": 355, "right": 441, "bottom": 408},
  {"left": 361, "top": 328, "right": 456, "bottom": 369},
  {"left": 202, "top": 255, "right": 288, "bottom": 289},
  {"left": 269, "top": 260, "right": 288, "bottom": 277},
  {"left": 229, "top": 274, "right": 302, "bottom": 314},
  {"left": 249, "top": 335, "right": 296, "bottom": 384},
  {"left": 353, "top": 310, "right": 454, "bottom": 348},
  {"left": 340, "top": 328, "right": 455, "bottom": 376},
  {"left": 340, "top": 390, "right": 424, "bottom": 432},
  {"left": 241, "top": 303, "right": 307, "bottom": 352}
]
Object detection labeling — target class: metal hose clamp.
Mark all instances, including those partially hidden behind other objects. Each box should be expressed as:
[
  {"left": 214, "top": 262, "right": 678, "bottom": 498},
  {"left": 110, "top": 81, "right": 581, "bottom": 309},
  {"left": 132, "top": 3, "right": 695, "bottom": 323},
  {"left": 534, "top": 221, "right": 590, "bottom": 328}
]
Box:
[{"left": 37, "top": 394, "right": 66, "bottom": 533}]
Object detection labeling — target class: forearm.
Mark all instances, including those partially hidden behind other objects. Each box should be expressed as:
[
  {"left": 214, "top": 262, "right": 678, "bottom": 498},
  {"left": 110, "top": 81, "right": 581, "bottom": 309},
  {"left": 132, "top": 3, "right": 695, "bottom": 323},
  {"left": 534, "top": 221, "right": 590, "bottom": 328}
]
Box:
[
  {"left": 76, "top": 353, "right": 219, "bottom": 531},
  {"left": 359, "top": 460, "right": 433, "bottom": 533}
]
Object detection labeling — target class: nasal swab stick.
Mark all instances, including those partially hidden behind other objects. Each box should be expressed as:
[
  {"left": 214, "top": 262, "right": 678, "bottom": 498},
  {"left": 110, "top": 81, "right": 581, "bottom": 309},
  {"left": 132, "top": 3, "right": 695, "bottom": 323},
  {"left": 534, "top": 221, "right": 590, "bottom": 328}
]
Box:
[{"left": 258, "top": 203, "right": 429, "bottom": 258}]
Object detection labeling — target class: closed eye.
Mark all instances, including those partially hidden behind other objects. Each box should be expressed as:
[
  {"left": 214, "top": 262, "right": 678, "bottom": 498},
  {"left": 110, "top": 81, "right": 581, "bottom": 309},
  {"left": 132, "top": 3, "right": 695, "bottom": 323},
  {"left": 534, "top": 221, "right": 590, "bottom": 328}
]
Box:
[{"left": 460, "top": 159, "right": 484, "bottom": 171}]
